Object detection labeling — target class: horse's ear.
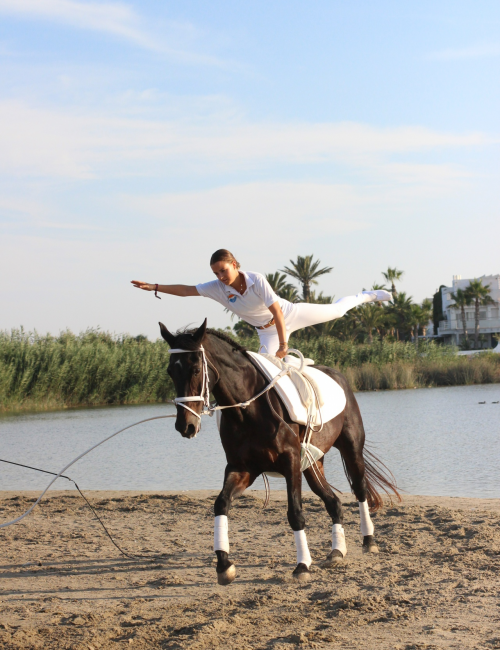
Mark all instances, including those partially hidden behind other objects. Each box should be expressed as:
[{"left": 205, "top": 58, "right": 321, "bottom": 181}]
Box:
[
  {"left": 159, "top": 322, "right": 176, "bottom": 347},
  {"left": 192, "top": 318, "right": 207, "bottom": 345}
]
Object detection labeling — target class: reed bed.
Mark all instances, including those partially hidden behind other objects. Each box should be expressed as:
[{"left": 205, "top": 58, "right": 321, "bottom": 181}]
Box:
[
  {"left": 342, "top": 356, "right": 500, "bottom": 392},
  {"left": 0, "top": 329, "right": 174, "bottom": 413},
  {"left": 1, "top": 329, "right": 499, "bottom": 413}
]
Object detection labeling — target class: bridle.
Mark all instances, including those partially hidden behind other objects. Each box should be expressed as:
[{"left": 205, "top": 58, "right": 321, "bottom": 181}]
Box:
[{"left": 168, "top": 346, "right": 215, "bottom": 420}]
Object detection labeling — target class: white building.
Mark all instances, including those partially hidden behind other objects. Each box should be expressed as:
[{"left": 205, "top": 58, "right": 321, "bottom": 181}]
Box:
[{"left": 438, "top": 274, "right": 500, "bottom": 347}]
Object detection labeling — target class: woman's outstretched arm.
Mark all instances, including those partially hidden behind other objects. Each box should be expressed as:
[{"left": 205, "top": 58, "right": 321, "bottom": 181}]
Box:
[{"left": 131, "top": 281, "right": 199, "bottom": 297}]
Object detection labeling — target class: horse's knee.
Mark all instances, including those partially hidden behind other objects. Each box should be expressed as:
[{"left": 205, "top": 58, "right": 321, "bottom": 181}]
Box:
[{"left": 287, "top": 507, "right": 305, "bottom": 531}]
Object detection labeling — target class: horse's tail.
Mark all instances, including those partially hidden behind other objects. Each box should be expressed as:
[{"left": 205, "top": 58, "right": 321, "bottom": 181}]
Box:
[{"left": 341, "top": 445, "right": 402, "bottom": 513}]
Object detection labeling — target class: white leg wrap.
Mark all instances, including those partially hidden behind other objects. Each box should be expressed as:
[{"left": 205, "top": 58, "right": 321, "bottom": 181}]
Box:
[
  {"left": 294, "top": 530, "right": 312, "bottom": 568},
  {"left": 214, "top": 515, "right": 229, "bottom": 553},
  {"left": 332, "top": 524, "right": 347, "bottom": 557},
  {"left": 359, "top": 500, "right": 374, "bottom": 536}
]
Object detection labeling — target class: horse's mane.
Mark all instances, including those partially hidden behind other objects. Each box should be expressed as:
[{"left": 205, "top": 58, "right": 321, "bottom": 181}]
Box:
[
  {"left": 206, "top": 328, "right": 249, "bottom": 354},
  {"left": 173, "top": 326, "right": 249, "bottom": 356}
]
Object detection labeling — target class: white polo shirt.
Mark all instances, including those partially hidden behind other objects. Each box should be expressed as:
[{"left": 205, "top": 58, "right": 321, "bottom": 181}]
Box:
[{"left": 196, "top": 271, "right": 294, "bottom": 327}]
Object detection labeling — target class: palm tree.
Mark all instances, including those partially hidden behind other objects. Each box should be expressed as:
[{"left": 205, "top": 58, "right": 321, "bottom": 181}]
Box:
[
  {"left": 233, "top": 320, "right": 256, "bottom": 338},
  {"left": 266, "top": 272, "right": 299, "bottom": 303},
  {"left": 388, "top": 292, "right": 413, "bottom": 341},
  {"left": 381, "top": 267, "right": 404, "bottom": 297},
  {"left": 409, "top": 300, "right": 432, "bottom": 350},
  {"left": 466, "top": 279, "right": 495, "bottom": 349},
  {"left": 280, "top": 285, "right": 300, "bottom": 303},
  {"left": 281, "top": 255, "right": 333, "bottom": 302},
  {"left": 308, "top": 290, "right": 333, "bottom": 304},
  {"left": 328, "top": 310, "right": 361, "bottom": 343},
  {"left": 371, "top": 282, "right": 389, "bottom": 291},
  {"left": 419, "top": 298, "right": 433, "bottom": 337},
  {"left": 356, "top": 304, "right": 386, "bottom": 344},
  {"left": 376, "top": 305, "right": 396, "bottom": 340},
  {"left": 449, "top": 288, "right": 472, "bottom": 347}
]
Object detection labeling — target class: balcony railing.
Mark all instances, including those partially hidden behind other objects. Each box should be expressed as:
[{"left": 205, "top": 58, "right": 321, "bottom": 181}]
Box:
[{"left": 439, "top": 318, "right": 500, "bottom": 333}]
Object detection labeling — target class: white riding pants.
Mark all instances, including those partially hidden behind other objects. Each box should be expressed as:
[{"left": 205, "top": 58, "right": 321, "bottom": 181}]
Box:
[{"left": 258, "top": 293, "right": 374, "bottom": 355}]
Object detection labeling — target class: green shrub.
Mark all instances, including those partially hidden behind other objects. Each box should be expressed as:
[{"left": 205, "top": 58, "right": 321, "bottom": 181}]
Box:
[{"left": 288, "top": 337, "right": 457, "bottom": 368}]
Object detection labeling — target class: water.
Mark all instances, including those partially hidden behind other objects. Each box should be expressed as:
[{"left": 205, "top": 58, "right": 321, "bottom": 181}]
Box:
[{"left": 0, "top": 384, "right": 499, "bottom": 498}]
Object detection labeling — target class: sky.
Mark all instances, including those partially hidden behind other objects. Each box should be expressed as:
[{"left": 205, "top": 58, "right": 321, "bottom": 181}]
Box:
[{"left": 1, "top": 0, "right": 499, "bottom": 339}]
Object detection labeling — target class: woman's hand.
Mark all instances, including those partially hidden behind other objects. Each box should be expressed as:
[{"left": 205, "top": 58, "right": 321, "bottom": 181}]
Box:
[
  {"left": 131, "top": 281, "right": 154, "bottom": 291},
  {"left": 268, "top": 301, "right": 288, "bottom": 359},
  {"left": 275, "top": 344, "right": 288, "bottom": 359}
]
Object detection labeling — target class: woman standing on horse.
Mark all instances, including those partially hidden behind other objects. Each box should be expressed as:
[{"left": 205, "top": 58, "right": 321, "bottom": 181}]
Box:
[{"left": 131, "top": 249, "right": 391, "bottom": 356}]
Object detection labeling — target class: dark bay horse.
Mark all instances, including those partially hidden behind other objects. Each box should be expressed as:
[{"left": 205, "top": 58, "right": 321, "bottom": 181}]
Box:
[{"left": 160, "top": 319, "right": 399, "bottom": 584}]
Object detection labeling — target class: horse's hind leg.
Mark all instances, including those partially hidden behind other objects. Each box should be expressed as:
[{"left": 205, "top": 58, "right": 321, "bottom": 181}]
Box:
[
  {"left": 214, "top": 466, "right": 255, "bottom": 586},
  {"left": 303, "top": 460, "right": 347, "bottom": 567},
  {"left": 335, "top": 430, "right": 379, "bottom": 554}
]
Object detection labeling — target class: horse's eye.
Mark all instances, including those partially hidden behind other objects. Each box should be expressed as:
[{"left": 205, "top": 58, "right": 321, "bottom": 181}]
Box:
[{"left": 193, "top": 367, "right": 201, "bottom": 375}]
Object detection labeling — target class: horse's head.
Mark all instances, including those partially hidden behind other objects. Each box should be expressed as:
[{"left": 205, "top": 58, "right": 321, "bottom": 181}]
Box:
[{"left": 159, "top": 319, "right": 208, "bottom": 439}]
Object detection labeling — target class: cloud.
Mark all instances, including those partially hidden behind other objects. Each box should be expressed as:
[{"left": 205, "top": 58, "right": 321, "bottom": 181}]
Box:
[
  {"left": 0, "top": 193, "right": 109, "bottom": 234},
  {"left": 426, "top": 43, "right": 500, "bottom": 61},
  {"left": 0, "top": 100, "right": 493, "bottom": 182},
  {"left": 119, "top": 178, "right": 464, "bottom": 250},
  {"left": 124, "top": 182, "right": 369, "bottom": 239},
  {"left": 0, "top": 0, "right": 147, "bottom": 43},
  {"left": 0, "top": 0, "right": 225, "bottom": 64},
  {"left": 0, "top": 195, "right": 52, "bottom": 220},
  {"left": 0, "top": 101, "right": 93, "bottom": 178}
]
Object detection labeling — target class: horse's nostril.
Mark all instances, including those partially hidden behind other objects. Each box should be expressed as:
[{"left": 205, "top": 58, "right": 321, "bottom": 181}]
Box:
[
  {"left": 176, "top": 419, "right": 198, "bottom": 438},
  {"left": 186, "top": 423, "right": 197, "bottom": 438}
]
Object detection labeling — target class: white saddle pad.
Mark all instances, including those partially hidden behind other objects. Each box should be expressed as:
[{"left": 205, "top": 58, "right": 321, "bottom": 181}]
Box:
[{"left": 247, "top": 351, "right": 346, "bottom": 427}]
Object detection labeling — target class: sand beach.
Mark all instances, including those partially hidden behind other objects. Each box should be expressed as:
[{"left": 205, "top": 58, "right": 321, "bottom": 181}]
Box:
[{"left": 0, "top": 490, "right": 499, "bottom": 649}]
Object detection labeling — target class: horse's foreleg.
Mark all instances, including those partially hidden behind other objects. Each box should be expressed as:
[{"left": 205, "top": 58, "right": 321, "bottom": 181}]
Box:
[
  {"left": 303, "top": 460, "right": 347, "bottom": 567},
  {"left": 284, "top": 457, "right": 312, "bottom": 582},
  {"left": 213, "top": 466, "right": 254, "bottom": 586}
]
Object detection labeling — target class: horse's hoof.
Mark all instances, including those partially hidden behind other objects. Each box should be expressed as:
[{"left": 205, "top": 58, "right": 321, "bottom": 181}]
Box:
[
  {"left": 363, "top": 544, "right": 379, "bottom": 554},
  {"left": 217, "top": 563, "right": 236, "bottom": 585},
  {"left": 362, "top": 535, "right": 379, "bottom": 554},
  {"left": 292, "top": 563, "right": 311, "bottom": 582},
  {"left": 321, "top": 549, "right": 344, "bottom": 568}
]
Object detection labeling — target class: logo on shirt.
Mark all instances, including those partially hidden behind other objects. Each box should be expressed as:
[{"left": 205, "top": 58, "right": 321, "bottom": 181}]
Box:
[{"left": 227, "top": 294, "right": 238, "bottom": 303}]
